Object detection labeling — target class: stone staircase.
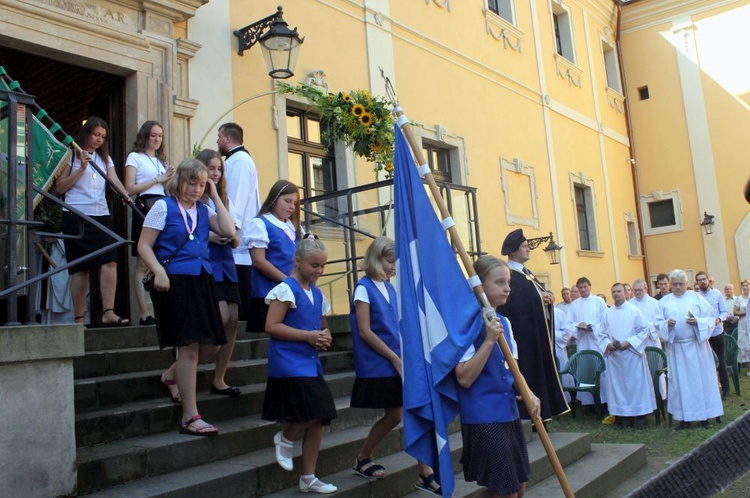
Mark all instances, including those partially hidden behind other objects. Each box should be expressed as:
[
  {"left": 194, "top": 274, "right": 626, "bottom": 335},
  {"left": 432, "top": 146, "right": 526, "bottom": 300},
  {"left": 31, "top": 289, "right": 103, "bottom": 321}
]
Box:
[{"left": 74, "top": 321, "right": 648, "bottom": 497}]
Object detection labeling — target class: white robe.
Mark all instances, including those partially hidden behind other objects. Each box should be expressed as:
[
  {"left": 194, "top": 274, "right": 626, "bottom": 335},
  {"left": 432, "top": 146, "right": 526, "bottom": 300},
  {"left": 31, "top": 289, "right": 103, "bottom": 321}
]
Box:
[
  {"left": 656, "top": 291, "right": 724, "bottom": 422},
  {"left": 564, "top": 295, "right": 609, "bottom": 404},
  {"left": 603, "top": 303, "right": 656, "bottom": 416},
  {"left": 630, "top": 295, "right": 667, "bottom": 399},
  {"left": 554, "top": 307, "right": 574, "bottom": 401}
]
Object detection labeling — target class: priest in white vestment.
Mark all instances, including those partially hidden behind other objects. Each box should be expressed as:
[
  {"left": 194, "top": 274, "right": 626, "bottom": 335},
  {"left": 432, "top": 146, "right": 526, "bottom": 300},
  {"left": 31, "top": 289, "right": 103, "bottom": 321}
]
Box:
[
  {"left": 656, "top": 270, "right": 723, "bottom": 429},
  {"left": 604, "top": 283, "right": 656, "bottom": 428},
  {"left": 630, "top": 278, "right": 667, "bottom": 400},
  {"left": 554, "top": 306, "right": 574, "bottom": 402},
  {"left": 564, "top": 277, "right": 609, "bottom": 405}
]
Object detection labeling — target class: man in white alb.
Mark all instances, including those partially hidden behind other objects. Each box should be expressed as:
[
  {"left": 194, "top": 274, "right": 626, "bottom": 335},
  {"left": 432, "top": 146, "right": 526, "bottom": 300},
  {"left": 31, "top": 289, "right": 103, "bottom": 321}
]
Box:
[
  {"left": 656, "top": 270, "right": 723, "bottom": 429},
  {"left": 603, "top": 283, "right": 655, "bottom": 428},
  {"left": 630, "top": 278, "right": 666, "bottom": 401},
  {"left": 564, "top": 277, "right": 609, "bottom": 406},
  {"left": 217, "top": 122, "right": 260, "bottom": 322}
]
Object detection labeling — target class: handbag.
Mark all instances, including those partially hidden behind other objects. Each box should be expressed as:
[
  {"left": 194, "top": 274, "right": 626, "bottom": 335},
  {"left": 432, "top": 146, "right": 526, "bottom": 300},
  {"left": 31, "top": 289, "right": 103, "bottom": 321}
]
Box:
[
  {"left": 134, "top": 194, "right": 163, "bottom": 213},
  {"left": 143, "top": 232, "right": 192, "bottom": 292}
]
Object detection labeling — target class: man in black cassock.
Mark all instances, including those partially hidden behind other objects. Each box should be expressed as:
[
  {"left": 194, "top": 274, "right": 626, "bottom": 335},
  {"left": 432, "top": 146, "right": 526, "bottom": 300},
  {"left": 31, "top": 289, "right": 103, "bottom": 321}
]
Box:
[{"left": 497, "top": 229, "right": 570, "bottom": 421}]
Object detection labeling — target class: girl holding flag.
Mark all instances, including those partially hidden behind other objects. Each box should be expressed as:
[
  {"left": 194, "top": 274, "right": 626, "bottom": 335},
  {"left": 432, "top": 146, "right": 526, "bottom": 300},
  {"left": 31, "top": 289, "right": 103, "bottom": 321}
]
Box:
[
  {"left": 348, "top": 236, "right": 440, "bottom": 495},
  {"left": 455, "top": 255, "right": 540, "bottom": 498}
]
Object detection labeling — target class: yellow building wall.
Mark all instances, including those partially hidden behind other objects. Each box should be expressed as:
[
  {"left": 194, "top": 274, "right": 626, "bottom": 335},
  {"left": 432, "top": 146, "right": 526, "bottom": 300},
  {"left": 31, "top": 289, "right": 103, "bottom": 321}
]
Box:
[
  {"left": 191, "top": 0, "right": 643, "bottom": 307},
  {"left": 621, "top": 0, "right": 750, "bottom": 287}
]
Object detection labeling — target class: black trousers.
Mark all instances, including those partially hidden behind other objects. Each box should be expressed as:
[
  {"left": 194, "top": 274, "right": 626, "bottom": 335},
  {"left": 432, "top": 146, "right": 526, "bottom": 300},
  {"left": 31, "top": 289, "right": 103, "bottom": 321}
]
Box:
[{"left": 709, "top": 333, "right": 729, "bottom": 396}]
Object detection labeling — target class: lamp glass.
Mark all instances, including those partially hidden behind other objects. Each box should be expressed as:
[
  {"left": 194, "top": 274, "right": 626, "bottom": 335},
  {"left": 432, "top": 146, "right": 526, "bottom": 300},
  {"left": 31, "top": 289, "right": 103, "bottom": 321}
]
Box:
[{"left": 260, "top": 34, "right": 301, "bottom": 79}]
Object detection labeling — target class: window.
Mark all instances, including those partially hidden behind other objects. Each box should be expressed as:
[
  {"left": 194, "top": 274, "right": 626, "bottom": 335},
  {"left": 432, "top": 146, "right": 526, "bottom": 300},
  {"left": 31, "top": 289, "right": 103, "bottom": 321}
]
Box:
[
  {"left": 575, "top": 185, "right": 593, "bottom": 250},
  {"left": 638, "top": 86, "right": 650, "bottom": 100},
  {"left": 286, "top": 108, "right": 337, "bottom": 217},
  {"left": 552, "top": 1, "right": 575, "bottom": 62},
  {"left": 488, "top": 0, "right": 515, "bottom": 24},
  {"left": 601, "top": 41, "right": 621, "bottom": 93},
  {"left": 639, "top": 190, "right": 683, "bottom": 235},
  {"left": 422, "top": 142, "right": 452, "bottom": 183},
  {"left": 627, "top": 219, "right": 640, "bottom": 256}
]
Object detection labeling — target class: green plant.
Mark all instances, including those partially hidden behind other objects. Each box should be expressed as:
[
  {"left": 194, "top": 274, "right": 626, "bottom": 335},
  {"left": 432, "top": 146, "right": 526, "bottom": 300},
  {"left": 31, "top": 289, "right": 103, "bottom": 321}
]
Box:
[{"left": 277, "top": 82, "right": 395, "bottom": 179}]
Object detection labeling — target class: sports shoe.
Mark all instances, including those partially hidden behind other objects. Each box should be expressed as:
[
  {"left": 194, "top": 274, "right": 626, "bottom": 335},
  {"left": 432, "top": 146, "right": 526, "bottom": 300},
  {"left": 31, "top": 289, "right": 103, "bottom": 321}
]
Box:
[
  {"left": 273, "top": 431, "right": 294, "bottom": 471},
  {"left": 299, "top": 477, "right": 337, "bottom": 494}
]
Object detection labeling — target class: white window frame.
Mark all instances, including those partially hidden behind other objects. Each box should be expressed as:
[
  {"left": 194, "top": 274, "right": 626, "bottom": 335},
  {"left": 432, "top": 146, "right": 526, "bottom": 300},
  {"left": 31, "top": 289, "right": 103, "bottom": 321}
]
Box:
[
  {"left": 569, "top": 172, "right": 600, "bottom": 254},
  {"left": 639, "top": 190, "right": 683, "bottom": 236},
  {"left": 601, "top": 38, "right": 622, "bottom": 94},
  {"left": 500, "top": 157, "right": 540, "bottom": 228},
  {"left": 551, "top": 0, "right": 575, "bottom": 64}
]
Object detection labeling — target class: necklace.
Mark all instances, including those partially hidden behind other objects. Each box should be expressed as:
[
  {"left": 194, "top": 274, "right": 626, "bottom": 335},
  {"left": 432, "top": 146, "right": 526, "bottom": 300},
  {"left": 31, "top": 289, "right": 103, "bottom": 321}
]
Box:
[
  {"left": 88, "top": 151, "right": 98, "bottom": 179},
  {"left": 146, "top": 153, "right": 163, "bottom": 174},
  {"left": 177, "top": 202, "right": 198, "bottom": 240}
]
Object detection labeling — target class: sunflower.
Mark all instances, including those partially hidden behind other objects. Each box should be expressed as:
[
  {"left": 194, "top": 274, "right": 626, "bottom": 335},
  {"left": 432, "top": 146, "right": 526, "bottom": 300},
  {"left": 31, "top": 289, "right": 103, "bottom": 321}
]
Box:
[
  {"left": 351, "top": 103, "right": 366, "bottom": 116},
  {"left": 365, "top": 128, "right": 371, "bottom": 135},
  {"left": 343, "top": 93, "right": 352, "bottom": 102},
  {"left": 359, "top": 112, "right": 373, "bottom": 126},
  {"left": 385, "top": 163, "right": 394, "bottom": 172},
  {"left": 370, "top": 140, "right": 383, "bottom": 152}
]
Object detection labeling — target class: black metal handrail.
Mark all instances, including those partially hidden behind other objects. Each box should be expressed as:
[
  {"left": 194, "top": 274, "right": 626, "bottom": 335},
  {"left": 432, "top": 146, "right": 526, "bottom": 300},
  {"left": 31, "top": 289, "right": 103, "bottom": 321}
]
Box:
[{"left": 300, "top": 177, "right": 482, "bottom": 309}]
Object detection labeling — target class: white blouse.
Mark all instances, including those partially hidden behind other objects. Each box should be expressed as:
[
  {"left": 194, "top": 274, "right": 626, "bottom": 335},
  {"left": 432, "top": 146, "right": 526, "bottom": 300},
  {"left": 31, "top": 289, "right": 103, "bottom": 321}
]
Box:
[
  {"left": 63, "top": 152, "right": 114, "bottom": 216},
  {"left": 125, "top": 152, "right": 167, "bottom": 196},
  {"left": 265, "top": 281, "right": 331, "bottom": 315},
  {"left": 245, "top": 213, "right": 298, "bottom": 249}
]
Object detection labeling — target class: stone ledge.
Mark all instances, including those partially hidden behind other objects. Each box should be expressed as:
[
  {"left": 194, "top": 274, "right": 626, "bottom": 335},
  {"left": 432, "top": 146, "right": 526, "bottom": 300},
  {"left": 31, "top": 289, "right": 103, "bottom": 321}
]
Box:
[{"left": 0, "top": 324, "right": 84, "bottom": 364}]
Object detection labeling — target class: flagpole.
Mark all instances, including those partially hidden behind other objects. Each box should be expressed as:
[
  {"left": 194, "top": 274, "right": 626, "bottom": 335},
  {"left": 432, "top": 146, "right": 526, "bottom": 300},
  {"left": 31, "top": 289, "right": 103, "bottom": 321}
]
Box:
[
  {"left": 0, "top": 67, "right": 145, "bottom": 219},
  {"left": 392, "top": 104, "right": 575, "bottom": 498}
]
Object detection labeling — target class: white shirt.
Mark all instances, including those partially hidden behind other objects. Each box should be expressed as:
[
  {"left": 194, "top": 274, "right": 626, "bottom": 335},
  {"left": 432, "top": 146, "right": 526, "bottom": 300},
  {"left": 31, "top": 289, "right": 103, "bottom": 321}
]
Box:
[
  {"left": 245, "top": 213, "right": 298, "bottom": 248},
  {"left": 224, "top": 146, "right": 260, "bottom": 266},
  {"left": 125, "top": 152, "right": 168, "bottom": 196},
  {"left": 63, "top": 152, "right": 114, "bottom": 216},
  {"left": 143, "top": 199, "right": 216, "bottom": 231},
  {"left": 264, "top": 281, "right": 331, "bottom": 315},
  {"left": 353, "top": 279, "right": 390, "bottom": 304}
]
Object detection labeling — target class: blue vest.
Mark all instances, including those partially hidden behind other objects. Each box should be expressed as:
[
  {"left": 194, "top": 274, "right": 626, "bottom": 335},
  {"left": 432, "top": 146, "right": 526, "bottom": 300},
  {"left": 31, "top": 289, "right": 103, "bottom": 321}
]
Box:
[
  {"left": 154, "top": 197, "right": 212, "bottom": 276},
  {"left": 209, "top": 239, "right": 237, "bottom": 283},
  {"left": 251, "top": 216, "right": 297, "bottom": 298},
  {"left": 457, "top": 314, "right": 519, "bottom": 424},
  {"left": 267, "top": 277, "right": 324, "bottom": 378},
  {"left": 350, "top": 277, "right": 401, "bottom": 378}
]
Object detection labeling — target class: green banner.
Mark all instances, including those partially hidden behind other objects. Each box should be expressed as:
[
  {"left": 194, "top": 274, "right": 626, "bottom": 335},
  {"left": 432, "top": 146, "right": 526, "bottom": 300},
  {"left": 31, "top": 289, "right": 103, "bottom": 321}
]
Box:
[{"left": 0, "top": 74, "right": 72, "bottom": 220}]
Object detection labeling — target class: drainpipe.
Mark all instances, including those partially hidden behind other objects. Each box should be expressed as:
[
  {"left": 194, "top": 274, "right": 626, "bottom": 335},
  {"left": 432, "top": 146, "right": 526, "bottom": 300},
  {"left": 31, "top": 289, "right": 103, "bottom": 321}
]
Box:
[{"left": 615, "top": 0, "right": 651, "bottom": 281}]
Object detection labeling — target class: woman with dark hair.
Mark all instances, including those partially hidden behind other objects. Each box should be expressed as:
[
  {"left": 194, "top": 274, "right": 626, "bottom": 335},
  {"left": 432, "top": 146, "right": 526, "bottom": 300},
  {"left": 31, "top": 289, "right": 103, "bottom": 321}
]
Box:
[
  {"left": 124, "top": 120, "right": 174, "bottom": 325},
  {"left": 55, "top": 116, "right": 130, "bottom": 326},
  {"left": 245, "top": 180, "right": 302, "bottom": 333}
]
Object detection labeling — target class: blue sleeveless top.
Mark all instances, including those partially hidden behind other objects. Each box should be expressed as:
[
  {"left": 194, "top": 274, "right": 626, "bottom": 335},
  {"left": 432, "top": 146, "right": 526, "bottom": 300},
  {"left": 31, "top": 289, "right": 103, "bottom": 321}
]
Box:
[
  {"left": 154, "top": 196, "right": 212, "bottom": 276},
  {"left": 251, "top": 216, "right": 297, "bottom": 298},
  {"left": 267, "top": 277, "right": 325, "bottom": 378},
  {"left": 350, "top": 277, "right": 401, "bottom": 378},
  {"left": 456, "top": 314, "right": 519, "bottom": 424}
]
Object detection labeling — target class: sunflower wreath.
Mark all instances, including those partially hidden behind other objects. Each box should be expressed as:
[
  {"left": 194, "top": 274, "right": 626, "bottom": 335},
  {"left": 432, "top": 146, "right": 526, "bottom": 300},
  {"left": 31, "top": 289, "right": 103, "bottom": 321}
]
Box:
[{"left": 277, "top": 82, "right": 395, "bottom": 179}]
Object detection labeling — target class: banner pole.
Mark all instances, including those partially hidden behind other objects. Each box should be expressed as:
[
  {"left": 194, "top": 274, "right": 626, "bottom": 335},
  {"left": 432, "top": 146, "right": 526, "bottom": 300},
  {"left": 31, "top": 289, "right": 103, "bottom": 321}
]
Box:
[{"left": 393, "top": 104, "right": 575, "bottom": 498}]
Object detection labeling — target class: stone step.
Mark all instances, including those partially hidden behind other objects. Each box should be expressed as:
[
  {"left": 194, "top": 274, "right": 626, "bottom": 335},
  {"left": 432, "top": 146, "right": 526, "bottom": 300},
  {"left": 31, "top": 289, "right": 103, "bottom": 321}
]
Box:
[
  {"left": 79, "top": 403, "right": 394, "bottom": 496},
  {"left": 522, "top": 443, "right": 647, "bottom": 498},
  {"left": 74, "top": 350, "right": 354, "bottom": 410},
  {"left": 75, "top": 371, "right": 357, "bottom": 447},
  {"left": 74, "top": 337, "right": 270, "bottom": 379}
]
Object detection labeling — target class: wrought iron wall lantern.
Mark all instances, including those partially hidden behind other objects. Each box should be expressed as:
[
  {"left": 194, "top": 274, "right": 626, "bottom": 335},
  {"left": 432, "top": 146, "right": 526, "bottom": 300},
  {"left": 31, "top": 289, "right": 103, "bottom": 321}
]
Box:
[
  {"left": 700, "top": 211, "right": 715, "bottom": 235},
  {"left": 527, "top": 232, "right": 563, "bottom": 265},
  {"left": 234, "top": 6, "right": 304, "bottom": 79}
]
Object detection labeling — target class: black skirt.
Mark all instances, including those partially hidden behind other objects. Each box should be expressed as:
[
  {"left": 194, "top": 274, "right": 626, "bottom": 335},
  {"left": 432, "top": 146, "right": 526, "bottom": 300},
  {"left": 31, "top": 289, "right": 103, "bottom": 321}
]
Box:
[
  {"left": 62, "top": 211, "right": 118, "bottom": 274},
  {"left": 350, "top": 376, "right": 403, "bottom": 409},
  {"left": 130, "top": 194, "right": 163, "bottom": 256},
  {"left": 149, "top": 269, "right": 227, "bottom": 349},
  {"left": 214, "top": 278, "right": 241, "bottom": 304},
  {"left": 262, "top": 375, "right": 338, "bottom": 425},
  {"left": 460, "top": 419, "right": 530, "bottom": 495}
]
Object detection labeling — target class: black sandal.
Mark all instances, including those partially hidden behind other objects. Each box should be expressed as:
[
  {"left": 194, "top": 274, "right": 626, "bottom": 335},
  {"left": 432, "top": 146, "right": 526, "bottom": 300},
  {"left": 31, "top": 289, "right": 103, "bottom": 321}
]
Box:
[
  {"left": 415, "top": 473, "right": 442, "bottom": 496},
  {"left": 352, "top": 457, "right": 386, "bottom": 479},
  {"left": 100, "top": 308, "right": 130, "bottom": 327}
]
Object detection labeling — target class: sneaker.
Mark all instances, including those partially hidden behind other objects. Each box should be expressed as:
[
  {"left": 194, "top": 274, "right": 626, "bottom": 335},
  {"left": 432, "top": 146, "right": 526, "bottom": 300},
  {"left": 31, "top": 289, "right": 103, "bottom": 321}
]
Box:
[
  {"left": 299, "top": 477, "right": 337, "bottom": 494},
  {"left": 273, "top": 431, "right": 294, "bottom": 471}
]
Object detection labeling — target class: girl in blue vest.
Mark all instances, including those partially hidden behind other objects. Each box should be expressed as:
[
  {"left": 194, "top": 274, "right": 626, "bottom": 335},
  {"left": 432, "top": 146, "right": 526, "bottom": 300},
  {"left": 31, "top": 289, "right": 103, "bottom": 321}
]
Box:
[
  {"left": 262, "top": 237, "right": 338, "bottom": 494},
  {"left": 197, "top": 149, "right": 242, "bottom": 397},
  {"left": 138, "top": 159, "right": 236, "bottom": 437},
  {"left": 348, "top": 237, "right": 441, "bottom": 494},
  {"left": 455, "top": 256, "right": 540, "bottom": 498},
  {"left": 246, "top": 180, "right": 301, "bottom": 333}
]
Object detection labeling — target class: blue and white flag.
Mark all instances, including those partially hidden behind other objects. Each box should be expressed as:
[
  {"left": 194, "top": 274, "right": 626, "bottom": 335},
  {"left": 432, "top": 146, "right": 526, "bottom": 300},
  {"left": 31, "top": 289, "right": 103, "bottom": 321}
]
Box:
[{"left": 394, "top": 123, "right": 484, "bottom": 498}]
